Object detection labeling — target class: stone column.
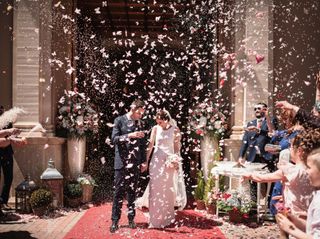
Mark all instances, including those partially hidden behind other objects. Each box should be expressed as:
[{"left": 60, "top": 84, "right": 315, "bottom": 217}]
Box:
[
  {"left": 225, "top": 0, "right": 274, "bottom": 162},
  {"left": 10, "top": 0, "right": 75, "bottom": 201}
]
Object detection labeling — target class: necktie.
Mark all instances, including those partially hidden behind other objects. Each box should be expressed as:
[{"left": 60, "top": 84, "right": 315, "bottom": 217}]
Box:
[{"left": 257, "top": 119, "right": 262, "bottom": 129}]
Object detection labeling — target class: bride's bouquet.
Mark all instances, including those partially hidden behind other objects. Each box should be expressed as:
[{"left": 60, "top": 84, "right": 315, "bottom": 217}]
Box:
[{"left": 165, "top": 154, "right": 181, "bottom": 169}]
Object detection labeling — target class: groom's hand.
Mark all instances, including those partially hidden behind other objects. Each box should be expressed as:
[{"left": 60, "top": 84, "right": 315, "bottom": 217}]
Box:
[{"left": 128, "top": 131, "right": 145, "bottom": 139}]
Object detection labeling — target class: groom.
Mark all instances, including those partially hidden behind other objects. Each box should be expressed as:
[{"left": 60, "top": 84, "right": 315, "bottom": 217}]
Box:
[{"left": 110, "top": 99, "right": 147, "bottom": 233}]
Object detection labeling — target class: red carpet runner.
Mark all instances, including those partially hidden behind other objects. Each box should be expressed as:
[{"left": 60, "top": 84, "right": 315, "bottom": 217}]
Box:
[{"left": 64, "top": 203, "right": 226, "bottom": 239}]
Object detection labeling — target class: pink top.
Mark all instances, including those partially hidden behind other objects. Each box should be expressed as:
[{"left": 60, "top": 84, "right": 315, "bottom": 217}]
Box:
[
  {"left": 282, "top": 163, "right": 314, "bottom": 214},
  {"left": 307, "top": 190, "right": 320, "bottom": 237}
]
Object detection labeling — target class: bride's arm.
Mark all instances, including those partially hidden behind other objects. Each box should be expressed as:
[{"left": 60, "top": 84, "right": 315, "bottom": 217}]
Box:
[
  {"left": 174, "top": 127, "right": 181, "bottom": 154},
  {"left": 141, "top": 126, "right": 157, "bottom": 172}
]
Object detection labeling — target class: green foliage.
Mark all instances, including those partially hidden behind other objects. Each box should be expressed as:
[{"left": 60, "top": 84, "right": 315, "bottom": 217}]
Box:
[
  {"left": 30, "top": 189, "right": 53, "bottom": 208},
  {"left": 64, "top": 182, "right": 83, "bottom": 199},
  {"left": 204, "top": 175, "right": 216, "bottom": 205},
  {"left": 194, "top": 170, "right": 205, "bottom": 200},
  {"left": 217, "top": 190, "right": 255, "bottom": 214}
]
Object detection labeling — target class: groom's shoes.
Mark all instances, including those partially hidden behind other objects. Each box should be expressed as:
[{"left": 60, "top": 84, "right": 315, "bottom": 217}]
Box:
[
  {"left": 128, "top": 220, "right": 136, "bottom": 229},
  {"left": 109, "top": 222, "right": 119, "bottom": 233}
]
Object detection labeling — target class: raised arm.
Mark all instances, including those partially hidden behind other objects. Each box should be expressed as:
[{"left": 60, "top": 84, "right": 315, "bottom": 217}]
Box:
[
  {"left": 265, "top": 108, "right": 276, "bottom": 135},
  {"left": 0, "top": 128, "right": 21, "bottom": 138},
  {"left": 243, "top": 169, "right": 283, "bottom": 183},
  {"left": 0, "top": 137, "right": 11, "bottom": 147}
]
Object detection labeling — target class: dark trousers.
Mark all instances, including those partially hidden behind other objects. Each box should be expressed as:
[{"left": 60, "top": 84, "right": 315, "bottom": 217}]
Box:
[
  {"left": 111, "top": 167, "right": 139, "bottom": 223},
  {"left": 0, "top": 154, "right": 13, "bottom": 204}
]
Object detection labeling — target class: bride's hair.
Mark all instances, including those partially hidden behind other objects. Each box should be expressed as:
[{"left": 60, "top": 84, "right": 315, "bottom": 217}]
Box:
[{"left": 155, "top": 110, "right": 171, "bottom": 121}]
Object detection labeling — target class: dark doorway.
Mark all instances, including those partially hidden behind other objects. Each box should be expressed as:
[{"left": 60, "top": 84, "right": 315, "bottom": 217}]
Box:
[{"left": 74, "top": 0, "right": 228, "bottom": 203}]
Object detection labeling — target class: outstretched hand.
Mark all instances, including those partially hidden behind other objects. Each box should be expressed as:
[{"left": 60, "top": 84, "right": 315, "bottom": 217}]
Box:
[
  {"left": 10, "top": 137, "right": 27, "bottom": 146},
  {"left": 276, "top": 213, "right": 295, "bottom": 234},
  {"left": 128, "top": 131, "right": 145, "bottom": 139}
]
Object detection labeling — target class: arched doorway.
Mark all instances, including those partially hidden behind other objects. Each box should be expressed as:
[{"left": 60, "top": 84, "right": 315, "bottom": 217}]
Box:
[{"left": 74, "top": 0, "right": 226, "bottom": 202}]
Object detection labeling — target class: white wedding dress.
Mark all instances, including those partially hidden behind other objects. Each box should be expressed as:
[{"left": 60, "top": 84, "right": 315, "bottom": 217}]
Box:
[{"left": 136, "top": 125, "right": 187, "bottom": 228}]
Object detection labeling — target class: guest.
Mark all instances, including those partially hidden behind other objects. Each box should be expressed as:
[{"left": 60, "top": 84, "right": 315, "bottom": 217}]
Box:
[
  {"left": 238, "top": 102, "right": 278, "bottom": 200},
  {"left": 0, "top": 106, "right": 26, "bottom": 217},
  {"left": 277, "top": 146, "right": 320, "bottom": 239},
  {"left": 243, "top": 130, "right": 315, "bottom": 215},
  {"left": 266, "top": 109, "right": 303, "bottom": 215}
]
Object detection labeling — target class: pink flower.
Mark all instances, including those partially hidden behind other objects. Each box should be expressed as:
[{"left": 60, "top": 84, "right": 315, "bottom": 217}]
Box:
[
  {"left": 223, "top": 193, "right": 231, "bottom": 200},
  {"left": 196, "top": 129, "right": 204, "bottom": 135},
  {"left": 255, "top": 54, "right": 265, "bottom": 64},
  {"left": 219, "top": 79, "right": 225, "bottom": 88}
]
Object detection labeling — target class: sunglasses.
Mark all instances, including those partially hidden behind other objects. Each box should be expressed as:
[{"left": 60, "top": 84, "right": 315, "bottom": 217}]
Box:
[{"left": 254, "top": 107, "right": 262, "bottom": 111}]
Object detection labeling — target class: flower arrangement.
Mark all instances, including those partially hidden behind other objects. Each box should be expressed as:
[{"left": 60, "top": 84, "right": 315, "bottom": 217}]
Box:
[
  {"left": 77, "top": 174, "right": 97, "bottom": 187},
  {"left": 57, "top": 89, "right": 98, "bottom": 139},
  {"left": 165, "top": 154, "right": 181, "bottom": 169},
  {"left": 217, "top": 190, "right": 255, "bottom": 215},
  {"left": 64, "top": 181, "right": 83, "bottom": 199},
  {"left": 189, "top": 101, "right": 227, "bottom": 139}
]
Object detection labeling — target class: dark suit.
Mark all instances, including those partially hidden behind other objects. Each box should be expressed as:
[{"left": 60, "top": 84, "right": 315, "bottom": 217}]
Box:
[
  {"left": 0, "top": 123, "right": 14, "bottom": 205},
  {"left": 239, "top": 117, "right": 277, "bottom": 201},
  {"left": 111, "top": 114, "right": 146, "bottom": 223},
  {"left": 239, "top": 118, "right": 277, "bottom": 163}
]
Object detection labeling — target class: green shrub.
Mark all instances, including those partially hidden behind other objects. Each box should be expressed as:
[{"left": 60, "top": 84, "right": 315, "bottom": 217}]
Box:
[
  {"left": 64, "top": 182, "right": 82, "bottom": 199},
  {"left": 204, "top": 175, "right": 216, "bottom": 205},
  {"left": 30, "top": 189, "right": 53, "bottom": 208},
  {"left": 194, "top": 170, "right": 205, "bottom": 200}
]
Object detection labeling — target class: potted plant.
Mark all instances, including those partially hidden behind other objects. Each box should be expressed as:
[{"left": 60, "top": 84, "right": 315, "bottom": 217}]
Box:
[
  {"left": 193, "top": 170, "right": 205, "bottom": 210},
  {"left": 204, "top": 176, "right": 216, "bottom": 214},
  {"left": 30, "top": 188, "right": 53, "bottom": 216},
  {"left": 57, "top": 88, "right": 99, "bottom": 179},
  {"left": 77, "top": 174, "right": 97, "bottom": 203},
  {"left": 217, "top": 190, "right": 255, "bottom": 223},
  {"left": 64, "top": 181, "right": 83, "bottom": 208}
]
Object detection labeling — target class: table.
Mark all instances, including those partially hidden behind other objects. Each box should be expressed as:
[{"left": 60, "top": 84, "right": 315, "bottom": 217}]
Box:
[{"left": 211, "top": 161, "right": 271, "bottom": 223}]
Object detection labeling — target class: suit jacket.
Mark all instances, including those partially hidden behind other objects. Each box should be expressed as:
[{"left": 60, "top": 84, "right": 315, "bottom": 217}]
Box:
[
  {"left": 239, "top": 117, "right": 277, "bottom": 162},
  {"left": 111, "top": 114, "right": 147, "bottom": 170}
]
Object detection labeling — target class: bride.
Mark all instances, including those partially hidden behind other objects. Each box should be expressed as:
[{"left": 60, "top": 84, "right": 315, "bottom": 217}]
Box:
[{"left": 138, "top": 109, "right": 187, "bottom": 228}]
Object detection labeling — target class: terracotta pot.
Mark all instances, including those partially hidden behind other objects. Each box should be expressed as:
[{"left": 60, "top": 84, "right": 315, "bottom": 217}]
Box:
[
  {"left": 228, "top": 210, "right": 243, "bottom": 223},
  {"left": 81, "top": 184, "right": 93, "bottom": 203},
  {"left": 206, "top": 204, "right": 216, "bottom": 214},
  {"left": 196, "top": 200, "right": 206, "bottom": 210},
  {"left": 32, "top": 206, "right": 47, "bottom": 217}
]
